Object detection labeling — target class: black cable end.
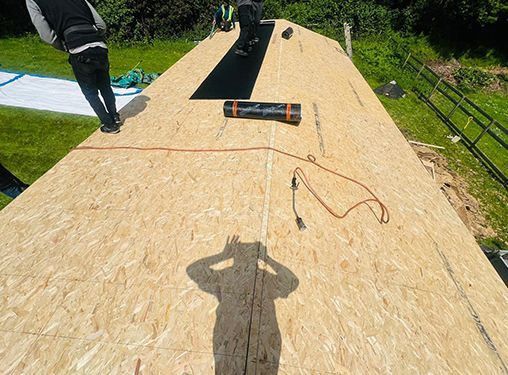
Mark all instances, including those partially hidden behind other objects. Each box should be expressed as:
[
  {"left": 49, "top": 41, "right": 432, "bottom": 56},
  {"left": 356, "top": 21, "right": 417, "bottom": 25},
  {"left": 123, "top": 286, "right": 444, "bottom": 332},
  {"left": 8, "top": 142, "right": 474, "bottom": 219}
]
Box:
[
  {"left": 296, "top": 217, "right": 307, "bottom": 231},
  {"left": 291, "top": 176, "right": 298, "bottom": 190}
]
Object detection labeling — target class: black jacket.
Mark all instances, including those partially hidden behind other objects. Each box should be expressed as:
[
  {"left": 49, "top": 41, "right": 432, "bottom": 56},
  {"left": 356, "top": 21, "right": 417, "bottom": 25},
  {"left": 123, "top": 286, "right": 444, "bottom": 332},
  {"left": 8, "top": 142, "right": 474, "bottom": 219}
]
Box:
[{"left": 31, "top": 0, "right": 104, "bottom": 50}]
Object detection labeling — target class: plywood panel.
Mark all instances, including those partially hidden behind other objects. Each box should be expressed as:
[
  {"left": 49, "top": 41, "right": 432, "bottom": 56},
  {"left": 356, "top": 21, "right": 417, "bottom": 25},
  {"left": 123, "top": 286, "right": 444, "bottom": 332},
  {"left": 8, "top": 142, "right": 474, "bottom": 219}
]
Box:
[
  {"left": 0, "top": 20, "right": 506, "bottom": 374},
  {"left": 0, "top": 332, "right": 39, "bottom": 373},
  {"left": 12, "top": 337, "right": 246, "bottom": 374},
  {"left": 247, "top": 21, "right": 508, "bottom": 374}
]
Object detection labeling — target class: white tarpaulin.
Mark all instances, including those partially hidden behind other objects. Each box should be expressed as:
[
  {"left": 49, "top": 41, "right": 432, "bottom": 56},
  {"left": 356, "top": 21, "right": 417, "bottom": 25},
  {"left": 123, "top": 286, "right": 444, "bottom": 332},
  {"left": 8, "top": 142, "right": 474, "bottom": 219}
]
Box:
[{"left": 0, "top": 70, "right": 141, "bottom": 116}]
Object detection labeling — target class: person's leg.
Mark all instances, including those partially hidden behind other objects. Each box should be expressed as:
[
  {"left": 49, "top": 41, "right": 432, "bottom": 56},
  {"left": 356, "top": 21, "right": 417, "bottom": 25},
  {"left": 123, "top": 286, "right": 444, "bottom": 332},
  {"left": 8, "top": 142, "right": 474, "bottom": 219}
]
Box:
[
  {"left": 248, "top": 5, "right": 256, "bottom": 42},
  {"left": 95, "top": 52, "right": 118, "bottom": 123},
  {"left": 255, "top": 1, "right": 263, "bottom": 38},
  {"left": 236, "top": 5, "right": 253, "bottom": 53},
  {"left": 69, "top": 54, "right": 114, "bottom": 126},
  {"left": 222, "top": 21, "right": 232, "bottom": 32},
  {"left": 1, "top": 184, "right": 25, "bottom": 199},
  {"left": 252, "top": 1, "right": 262, "bottom": 39}
]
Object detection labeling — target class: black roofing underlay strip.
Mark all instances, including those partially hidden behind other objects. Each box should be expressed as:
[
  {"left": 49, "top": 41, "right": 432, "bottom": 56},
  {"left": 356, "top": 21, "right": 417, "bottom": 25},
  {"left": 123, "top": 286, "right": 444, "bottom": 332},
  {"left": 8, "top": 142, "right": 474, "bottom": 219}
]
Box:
[{"left": 190, "top": 22, "right": 275, "bottom": 100}]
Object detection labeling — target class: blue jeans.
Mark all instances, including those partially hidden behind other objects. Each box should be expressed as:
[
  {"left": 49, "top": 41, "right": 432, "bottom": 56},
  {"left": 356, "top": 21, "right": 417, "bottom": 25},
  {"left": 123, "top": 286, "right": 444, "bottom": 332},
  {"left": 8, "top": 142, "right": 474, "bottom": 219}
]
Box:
[
  {"left": 69, "top": 48, "right": 117, "bottom": 126},
  {"left": 0, "top": 185, "right": 24, "bottom": 199},
  {"left": 1, "top": 184, "right": 25, "bottom": 199}
]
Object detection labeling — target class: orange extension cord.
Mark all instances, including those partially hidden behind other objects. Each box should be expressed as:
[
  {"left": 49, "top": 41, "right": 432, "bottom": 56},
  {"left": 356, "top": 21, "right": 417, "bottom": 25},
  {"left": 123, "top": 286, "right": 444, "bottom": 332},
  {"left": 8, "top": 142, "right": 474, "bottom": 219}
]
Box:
[{"left": 74, "top": 145, "right": 390, "bottom": 224}]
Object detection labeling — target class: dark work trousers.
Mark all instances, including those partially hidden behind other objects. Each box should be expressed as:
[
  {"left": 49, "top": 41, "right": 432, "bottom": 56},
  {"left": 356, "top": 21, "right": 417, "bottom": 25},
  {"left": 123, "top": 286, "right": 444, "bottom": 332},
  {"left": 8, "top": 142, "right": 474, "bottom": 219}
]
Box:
[
  {"left": 236, "top": 5, "right": 253, "bottom": 52},
  {"left": 69, "top": 47, "right": 117, "bottom": 126},
  {"left": 1, "top": 184, "right": 26, "bottom": 199},
  {"left": 252, "top": 1, "right": 263, "bottom": 38},
  {"left": 0, "top": 163, "right": 28, "bottom": 199}
]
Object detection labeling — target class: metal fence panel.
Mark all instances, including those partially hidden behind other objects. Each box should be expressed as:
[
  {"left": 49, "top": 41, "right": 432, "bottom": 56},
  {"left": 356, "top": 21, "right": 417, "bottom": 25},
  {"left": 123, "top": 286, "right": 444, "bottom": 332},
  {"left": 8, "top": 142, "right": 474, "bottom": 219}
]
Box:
[{"left": 392, "top": 42, "right": 508, "bottom": 188}]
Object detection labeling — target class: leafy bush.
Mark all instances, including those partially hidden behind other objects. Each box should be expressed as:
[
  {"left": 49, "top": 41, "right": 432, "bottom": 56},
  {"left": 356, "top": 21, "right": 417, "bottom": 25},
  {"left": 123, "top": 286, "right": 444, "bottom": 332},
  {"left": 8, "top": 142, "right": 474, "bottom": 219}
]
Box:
[
  {"left": 0, "top": 0, "right": 32, "bottom": 37},
  {"left": 453, "top": 67, "right": 497, "bottom": 89},
  {"left": 264, "top": 0, "right": 284, "bottom": 19},
  {"left": 2, "top": 0, "right": 507, "bottom": 50},
  {"left": 343, "top": 1, "right": 392, "bottom": 36},
  {"left": 94, "top": 0, "right": 135, "bottom": 41},
  {"left": 92, "top": 0, "right": 396, "bottom": 41},
  {"left": 273, "top": 0, "right": 393, "bottom": 36},
  {"left": 92, "top": 0, "right": 213, "bottom": 42}
]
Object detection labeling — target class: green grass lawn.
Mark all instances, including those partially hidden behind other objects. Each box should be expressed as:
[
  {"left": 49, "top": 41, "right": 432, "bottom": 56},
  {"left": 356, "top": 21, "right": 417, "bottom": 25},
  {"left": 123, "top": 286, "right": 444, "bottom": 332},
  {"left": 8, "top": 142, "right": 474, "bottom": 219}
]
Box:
[
  {"left": 0, "top": 35, "right": 194, "bottom": 78},
  {"left": 352, "top": 35, "right": 508, "bottom": 246},
  {"left": 0, "top": 35, "right": 194, "bottom": 209},
  {"left": 467, "top": 93, "right": 508, "bottom": 125},
  {"left": 0, "top": 107, "right": 97, "bottom": 209},
  {"left": 424, "top": 90, "right": 508, "bottom": 179}
]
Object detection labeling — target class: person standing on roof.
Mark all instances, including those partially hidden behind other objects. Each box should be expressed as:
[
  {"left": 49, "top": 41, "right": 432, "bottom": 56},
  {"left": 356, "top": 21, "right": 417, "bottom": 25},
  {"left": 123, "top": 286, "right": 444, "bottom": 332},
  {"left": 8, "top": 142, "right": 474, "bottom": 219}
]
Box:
[
  {"left": 234, "top": 0, "right": 254, "bottom": 57},
  {"left": 213, "top": 1, "right": 235, "bottom": 32},
  {"left": 0, "top": 163, "right": 29, "bottom": 199},
  {"left": 26, "top": 0, "right": 121, "bottom": 134}
]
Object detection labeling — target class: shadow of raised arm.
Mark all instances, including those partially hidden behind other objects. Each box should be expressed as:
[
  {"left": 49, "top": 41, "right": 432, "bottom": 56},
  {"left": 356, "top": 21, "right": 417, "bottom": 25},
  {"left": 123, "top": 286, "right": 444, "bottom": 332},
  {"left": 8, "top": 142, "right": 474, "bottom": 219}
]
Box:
[
  {"left": 266, "top": 255, "right": 299, "bottom": 299},
  {"left": 186, "top": 235, "right": 240, "bottom": 298}
]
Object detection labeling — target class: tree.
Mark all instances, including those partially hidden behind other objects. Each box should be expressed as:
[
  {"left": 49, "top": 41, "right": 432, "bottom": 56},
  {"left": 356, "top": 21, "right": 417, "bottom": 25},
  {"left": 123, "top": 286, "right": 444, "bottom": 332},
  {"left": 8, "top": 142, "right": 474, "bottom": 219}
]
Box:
[
  {"left": 93, "top": 0, "right": 213, "bottom": 41},
  {"left": 0, "top": 0, "right": 32, "bottom": 37}
]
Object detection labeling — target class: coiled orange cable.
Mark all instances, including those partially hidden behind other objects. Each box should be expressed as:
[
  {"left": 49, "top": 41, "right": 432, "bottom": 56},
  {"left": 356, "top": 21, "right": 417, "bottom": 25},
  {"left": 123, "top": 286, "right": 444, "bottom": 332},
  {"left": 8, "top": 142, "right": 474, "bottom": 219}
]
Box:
[{"left": 74, "top": 145, "right": 390, "bottom": 224}]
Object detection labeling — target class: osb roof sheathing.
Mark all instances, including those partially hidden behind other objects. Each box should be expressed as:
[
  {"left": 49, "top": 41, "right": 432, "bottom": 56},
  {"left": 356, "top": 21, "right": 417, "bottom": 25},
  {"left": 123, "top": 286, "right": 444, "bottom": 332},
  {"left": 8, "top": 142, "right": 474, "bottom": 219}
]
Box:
[{"left": 0, "top": 20, "right": 507, "bottom": 374}]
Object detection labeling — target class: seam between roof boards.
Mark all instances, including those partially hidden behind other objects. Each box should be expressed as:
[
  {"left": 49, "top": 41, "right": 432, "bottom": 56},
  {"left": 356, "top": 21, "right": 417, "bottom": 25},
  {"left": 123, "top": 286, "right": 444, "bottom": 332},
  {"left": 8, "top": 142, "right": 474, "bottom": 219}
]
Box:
[{"left": 243, "top": 25, "right": 284, "bottom": 374}]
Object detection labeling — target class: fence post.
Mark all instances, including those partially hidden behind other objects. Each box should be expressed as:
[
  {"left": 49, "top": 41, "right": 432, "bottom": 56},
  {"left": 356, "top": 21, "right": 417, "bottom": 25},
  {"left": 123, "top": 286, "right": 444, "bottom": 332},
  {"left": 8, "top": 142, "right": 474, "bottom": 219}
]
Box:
[
  {"left": 472, "top": 119, "right": 496, "bottom": 146},
  {"left": 344, "top": 23, "right": 353, "bottom": 59},
  {"left": 416, "top": 63, "right": 425, "bottom": 78},
  {"left": 398, "top": 44, "right": 507, "bottom": 190},
  {"left": 446, "top": 94, "right": 465, "bottom": 121},
  {"left": 402, "top": 52, "right": 412, "bottom": 68},
  {"left": 428, "top": 78, "right": 442, "bottom": 100}
]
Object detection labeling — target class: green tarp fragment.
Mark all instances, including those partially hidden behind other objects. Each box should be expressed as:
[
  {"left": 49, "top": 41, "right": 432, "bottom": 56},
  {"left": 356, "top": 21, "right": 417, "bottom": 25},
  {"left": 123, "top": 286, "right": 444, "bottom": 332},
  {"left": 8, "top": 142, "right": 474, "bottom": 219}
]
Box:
[{"left": 111, "top": 68, "right": 160, "bottom": 88}]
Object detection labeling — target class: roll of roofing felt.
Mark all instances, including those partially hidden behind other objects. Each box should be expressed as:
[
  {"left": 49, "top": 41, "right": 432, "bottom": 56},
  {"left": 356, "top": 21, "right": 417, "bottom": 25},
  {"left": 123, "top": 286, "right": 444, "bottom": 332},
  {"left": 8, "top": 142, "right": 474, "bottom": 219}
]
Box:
[
  {"left": 282, "top": 27, "right": 294, "bottom": 40},
  {"left": 224, "top": 101, "right": 302, "bottom": 123}
]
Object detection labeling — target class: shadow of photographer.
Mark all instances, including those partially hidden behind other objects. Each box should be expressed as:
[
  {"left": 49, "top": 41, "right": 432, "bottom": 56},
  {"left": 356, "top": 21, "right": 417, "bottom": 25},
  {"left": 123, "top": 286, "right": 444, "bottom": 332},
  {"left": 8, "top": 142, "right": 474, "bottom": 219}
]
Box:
[{"left": 187, "top": 235, "right": 299, "bottom": 374}]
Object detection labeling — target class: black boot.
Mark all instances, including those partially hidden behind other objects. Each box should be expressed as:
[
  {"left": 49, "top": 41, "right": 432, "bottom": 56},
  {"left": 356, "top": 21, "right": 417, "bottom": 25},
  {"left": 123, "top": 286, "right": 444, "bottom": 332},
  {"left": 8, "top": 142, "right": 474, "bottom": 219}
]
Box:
[
  {"left": 113, "top": 113, "right": 123, "bottom": 127},
  {"left": 100, "top": 123, "right": 120, "bottom": 134}
]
